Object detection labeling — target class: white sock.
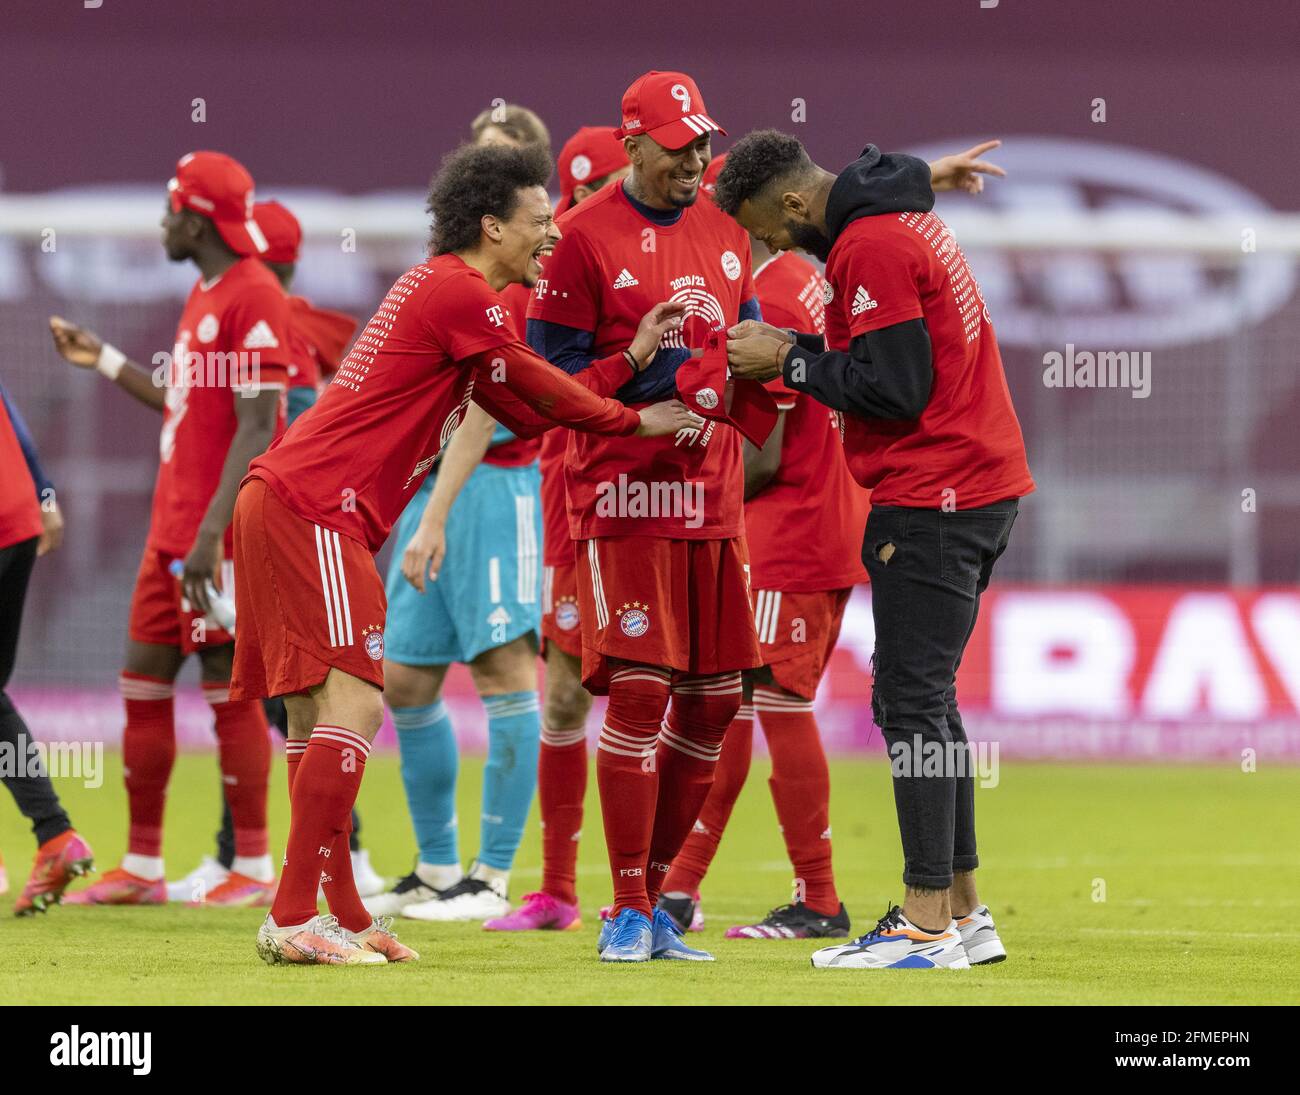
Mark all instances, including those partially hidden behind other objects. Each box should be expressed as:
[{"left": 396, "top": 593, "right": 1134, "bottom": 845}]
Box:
[
  {"left": 122, "top": 854, "right": 164, "bottom": 881},
  {"left": 416, "top": 862, "right": 463, "bottom": 891},
  {"left": 470, "top": 862, "right": 509, "bottom": 890},
  {"left": 232, "top": 854, "right": 274, "bottom": 883}
]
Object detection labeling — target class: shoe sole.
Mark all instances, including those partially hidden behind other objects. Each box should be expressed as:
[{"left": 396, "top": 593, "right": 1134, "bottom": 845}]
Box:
[
  {"left": 964, "top": 938, "right": 1007, "bottom": 965},
  {"left": 812, "top": 953, "right": 972, "bottom": 970},
  {"left": 257, "top": 934, "right": 387, "bottom": 966}
]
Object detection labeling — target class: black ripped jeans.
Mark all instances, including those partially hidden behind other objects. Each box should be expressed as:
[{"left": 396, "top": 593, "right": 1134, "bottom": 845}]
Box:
[{"left": 863, "top": 499, "right": 1018, "bottom": 890}]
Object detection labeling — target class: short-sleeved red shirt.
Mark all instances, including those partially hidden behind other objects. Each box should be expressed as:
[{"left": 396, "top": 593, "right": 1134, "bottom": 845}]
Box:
[
  {"left": 822, "top": 211, "right": 1034, "bottom": 509},
  {"left": 747, "top": 252, "right": 869, "bottom": 592},
  {"left": 249, "top": 255, "right": 518, "bottom": 552},
  {"left": 148, "top": 257, "right": 292, "bottom": 556},
  {"left": 528, "top": 181, "right": 755, "bottom": 540}
]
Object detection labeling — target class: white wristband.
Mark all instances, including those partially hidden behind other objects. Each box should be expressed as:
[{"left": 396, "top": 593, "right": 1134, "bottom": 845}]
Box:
[{"left": 96, "top": 343, "right": 126, "bottom": 381}]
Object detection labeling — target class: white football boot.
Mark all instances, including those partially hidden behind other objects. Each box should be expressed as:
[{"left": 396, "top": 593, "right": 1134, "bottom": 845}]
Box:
[
  {"left": 166, "top": 856, "right": 231, "bottom": 903},
  {"left": 402, "top": 875, "right": 509, "bottom": 922},
  {"left": 363, "top": 871, "right": 449, "bottom": 917}
]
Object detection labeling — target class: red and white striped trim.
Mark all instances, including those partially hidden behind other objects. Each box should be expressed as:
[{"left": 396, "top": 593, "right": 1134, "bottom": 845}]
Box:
[
  {"left": 285, "top": 740, "right": 309, "bottom": 756},
  {"left": 753, "top": 589, "right": 783, "bottom": 645},
  {"left": 597, "top": 722, "right": 658, "bottom": 758},
  {"left": 201, "top": 682, "right": 231, "bottom": 706},
  {"left": 670, "top": 671, "right": 743, "bottom": 696},
  {"left": 610, "top": 665, "right": 672, "bottom": 689},
  {"left": 541, "top": 723, "right": 588, "bottom": 748},
  {"left": 659, "top": 723, "right": 723, "bottom": 762},
  {"left": 311, "top": 724, "right": 371, "bottom": 756},
  {"left": 680, "top": 113, "right": 722, "bottom": 136},
  {"left": 735, "top": 702, "right": 755, "bottom": 722},
  {"left": 118, "top": 673, "right": 175, "bottom": 701},
  {"left": 314, "top": 524, "right": 354, "bottom": 648},
  {"left": 586, "top": 540, "right": 608, "bottom": 630},
  {"left": 753, "top": 685, "right": 815, "bottom": 713},
  {"left": 542, "top": 565, "right": 554, "bottom": 615}
]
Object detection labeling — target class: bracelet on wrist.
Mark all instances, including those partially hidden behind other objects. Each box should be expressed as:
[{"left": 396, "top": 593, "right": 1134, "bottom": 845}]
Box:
[{"left": 622, "top": 349, "right": 641, "bottom": 376}]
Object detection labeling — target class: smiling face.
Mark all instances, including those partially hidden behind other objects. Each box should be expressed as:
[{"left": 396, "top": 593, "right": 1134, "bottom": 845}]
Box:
[
  {"left": 628, "top": 133, "right": 711, "bottom": 209},
  {"left": 736, "top": 186, "right": 833, "bottom": 263},
  {"left": 492, "top": 184, "right": 560, "bottom": 287}
]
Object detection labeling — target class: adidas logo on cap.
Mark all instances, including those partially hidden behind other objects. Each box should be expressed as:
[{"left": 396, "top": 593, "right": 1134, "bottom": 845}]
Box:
[
  {"left": 612, "top": 268, "right": 639, "bottom": 289},
  {"left": 850, "top": 285, "right": 878, "bottom": 316}
]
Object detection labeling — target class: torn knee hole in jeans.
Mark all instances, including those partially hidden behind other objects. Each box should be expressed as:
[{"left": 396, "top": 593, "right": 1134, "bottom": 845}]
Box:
[{"left": 874, "top": 541, "right": 896, "bottom": 564}]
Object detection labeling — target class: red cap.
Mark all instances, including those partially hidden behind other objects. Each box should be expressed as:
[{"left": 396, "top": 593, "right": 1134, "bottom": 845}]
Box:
[
  {"left": 613, "top": 71, "right": 726, "bottom": 150},
  {"left": 557, "top": 126, "right": 629, "bottom": 212},
  {"left": 252, "top": 200, "right": 302, "bottom": 265},
  {"left": 167, "top": 151, "right": 268, "bottom": 257},
  {"left": 676, "top": 329, "right": 778, "bottom": 448},
  {"left": 702, "top": 153, "right": 727, "bottom": 195}
]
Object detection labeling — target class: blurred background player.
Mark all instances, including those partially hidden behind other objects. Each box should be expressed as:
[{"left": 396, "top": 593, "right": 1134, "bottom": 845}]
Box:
[
  {"left": 236, "top": 141, "right": 693, "bottom": 965},
  {"left": 528, "top": 71, "right": 765, "bottom": 963},
  {"left": 0, "top": 378, "right": 95, "bottom": 915},
  {"left": 48, "top": 151, "right": 290, "bottom": 908},
  {"left": 656, "top": 152, "right": 867, "bottom": 940},
  {"left": 169, "top": 198, "right": 380, "bottom": 903},
  {"left": 484, "top": 124, "right": 632, "bottom": 933},
  {"left": 366, "top": 105, "right": 552, "bottom": 922}
]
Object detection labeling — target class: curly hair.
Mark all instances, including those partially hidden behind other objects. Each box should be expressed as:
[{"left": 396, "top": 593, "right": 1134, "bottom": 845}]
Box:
[
  {"left": 712, "top": 129, "right": 812, "bottom": 216},
  {"left": 427, "top": 142, "right": 553, "bottom": 255}
]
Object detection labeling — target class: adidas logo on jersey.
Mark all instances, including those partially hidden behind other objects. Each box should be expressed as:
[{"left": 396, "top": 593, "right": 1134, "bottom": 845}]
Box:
[
  {"left": 850, "top": 285, "right": 878, "bottom": 316},
  {"left": 612, "top": 268, "right": 639, "bottom": 289},
  {"left": 242, "top": 320, "right": 280, "bottom": 349}
]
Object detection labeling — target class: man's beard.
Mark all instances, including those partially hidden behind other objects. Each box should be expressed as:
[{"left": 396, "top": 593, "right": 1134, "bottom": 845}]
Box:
[{"left": 786, "top": 218, "right": 832, "bottom": 263}]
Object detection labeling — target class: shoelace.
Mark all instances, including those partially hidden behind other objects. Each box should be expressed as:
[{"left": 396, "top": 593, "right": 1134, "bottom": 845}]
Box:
[
  {"left": 854, "top": 903, "right": 905, "bottom": 945},
  {"left": 611, "top": 912, "right": 650, "bottom": 947},
  {"left": 314, "top": 914, "right": 350, "bottom": 945},
  {"left": 369, "top": 915, "right": 395, "bottom": 937}
]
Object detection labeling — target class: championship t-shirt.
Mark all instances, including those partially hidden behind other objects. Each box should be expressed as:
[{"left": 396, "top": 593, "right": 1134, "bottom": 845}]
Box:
[
  {"left": 822, "top": 211, "right": 1034, "bottom": 509},
  {"left": 747, "top": 252, "right": 869, "bottom": 592},
  {"left": 0, "top": 396, "right": 42, "bottom": 551},
  {"left": 147, "top": 257, "right": 293, "bottom": 556},
  {"left": 483, "top": 281, "right": 543, "bottom": 467},
  {"left": 528, "top": 181, "right": 755, "bottom": 540}
]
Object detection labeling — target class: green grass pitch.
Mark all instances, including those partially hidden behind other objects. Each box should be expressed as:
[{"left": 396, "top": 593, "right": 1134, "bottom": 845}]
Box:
[{"left": 2, "top": 752, "right": 1297, "bottom": 1005}]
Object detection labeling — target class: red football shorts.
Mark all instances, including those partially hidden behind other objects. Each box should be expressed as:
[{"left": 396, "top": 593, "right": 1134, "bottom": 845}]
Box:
[
  {"left": 752, "top": 586, "right": 854, "bottom": 700},
  {"left": 127, "top": 546, "right": 234, "bottom": 653},
  {"left": 541, "top": 560, "right": 583, "bottom": 660},
  {"left": 576, "top": 535, "right": 762, "bottom": 694},
  {"left": 229, "top": 477, "right": 387, "bottom": 701}
]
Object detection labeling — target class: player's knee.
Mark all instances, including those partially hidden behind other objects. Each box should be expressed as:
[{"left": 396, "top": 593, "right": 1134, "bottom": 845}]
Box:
[{"left": 544, "top": 675, "right": 591, "bottom": 731}]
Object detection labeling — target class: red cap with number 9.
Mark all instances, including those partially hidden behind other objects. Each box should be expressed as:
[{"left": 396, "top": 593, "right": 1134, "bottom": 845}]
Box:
[{"left": 613, "top": 71, "right": 726, "bottom": 150}]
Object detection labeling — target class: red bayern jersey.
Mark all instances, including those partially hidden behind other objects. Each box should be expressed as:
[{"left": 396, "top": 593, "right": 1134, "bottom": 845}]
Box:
[
  {"left": 284, "top": 296, "right": 358, "bottom": 391},
  {"left": 528, "top": 181, "right": 755, "bottom": 540},
  {"left": 823, "top": 211, "right": 1035, "bottom": 509},
  {"left": 248, "top": 255, "right": 524, "bottom": 553},
  {"left": 747, "top": 252, "right": 869, "bottom": 592},
  {"left": 539, "top": 426, "right": 572, "bottom": 566},
  {"left": 147, "top": 257, "right": 292, "bottom": 556},
  {"left": 0, "top": 392, "right": 42, "bottom": 550},
  {"left": 483, "top": 281, "right": 542, "bottom": 467}
]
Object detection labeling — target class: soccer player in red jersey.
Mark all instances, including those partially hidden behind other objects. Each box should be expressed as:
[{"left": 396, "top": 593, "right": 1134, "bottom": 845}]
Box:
[
  {"left": 176, "top": 198, "right": 380, "bottom": 905},
  {"left": 718, "top": 131, "right": 1031, "bottom": 970},
  {"left": 657, "top": 154, "right": 870, "bottom": 940},
  {"left": 527, "top": 72, "right": 767, "bottom": 962},
  {"left": 0, "top": 380, "right": 96, "bottom": 915},
  {"left": 486, "top": 124, "right": 632, "bottom": 933},
  {"left": 232, "top": 141, "right": 695, "bottom": 966},
  {"left": 48, "top": 151, "right": 291, "bottom": 908}
]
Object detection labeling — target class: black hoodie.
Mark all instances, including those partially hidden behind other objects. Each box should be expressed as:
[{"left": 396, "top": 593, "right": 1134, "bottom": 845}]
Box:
[{"left": 781, "top": 145, "right": 936, "bottom": 422}]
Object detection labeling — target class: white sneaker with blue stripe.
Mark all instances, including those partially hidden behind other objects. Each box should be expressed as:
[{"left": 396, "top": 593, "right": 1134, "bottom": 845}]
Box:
[
  {"left": 811, "top": 905, "right": 970, "bottom": 970},
  {"left": 955, "top": 904, "right": 1007, "bottom": 964}
]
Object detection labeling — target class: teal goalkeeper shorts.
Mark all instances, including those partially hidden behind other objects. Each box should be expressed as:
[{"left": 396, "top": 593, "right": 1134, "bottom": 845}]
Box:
[{"left": 384, "top": 461, "right": 542, "bottom": 666}]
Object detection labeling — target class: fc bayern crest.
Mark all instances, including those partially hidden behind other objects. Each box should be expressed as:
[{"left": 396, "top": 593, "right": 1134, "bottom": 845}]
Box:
[
  {"left": 720, "top": 250, "right": 741, "bottom": 281},
  {"left": 570, "top": 154, "right": 592, "bottom": 181},
  {"left": 822, "top": 281, "right": 835, "bottom": 306},
  {"left": 695, "top": 387, "right": 719, "bottom": 410},
  {"left": 617, "top": 601, "right": 650, "bottom": 638},
  {"left": 555, "top": 599, "right": 579, "bottom": 631},
  {"left": 363, "top": 625, "right": 385, "bottom": 661},
  {"left": 196, "top": 313, "right": 219, "bottom": 343}
]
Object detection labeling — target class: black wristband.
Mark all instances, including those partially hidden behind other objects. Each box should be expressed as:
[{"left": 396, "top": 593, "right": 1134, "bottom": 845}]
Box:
[{"left": 622, "top": 349, "right": 641, "bottom": 377}]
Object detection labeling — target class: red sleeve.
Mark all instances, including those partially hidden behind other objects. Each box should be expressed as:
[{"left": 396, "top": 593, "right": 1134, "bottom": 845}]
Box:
[
  {"left": 833, "top": 230, "right": 924, "bottom": 338},
  {"left": 426, "top": 272, "right": 518, "bottom": 361},
  {"left": 223, "top": 283, "right": 293, "bottom": 388},
  {"left": 467, "top": 342, "right": 639, "bottom": 438},
  {"left": 526, "top": 226, "right": 603, "bottom": 331}
]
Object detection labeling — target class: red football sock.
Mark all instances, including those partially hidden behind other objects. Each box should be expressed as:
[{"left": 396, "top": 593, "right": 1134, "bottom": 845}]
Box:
[
  {"left": 284, "top": 737, "right": 367, "bottom": 930},
  {"left": 539, "top": 721, "right": 588, "bottom": 906},
  {"left": 204, "top": 682, "right": 270, "bottom": 858},
  {"left": 755, "top": 686, "right": 839, "bottom": 915},
  {"left": 645, "top": 672, "right": 742, "bottom": 907},
  {"left": 596, "top": 664, "right": 671, "bottom": 918},
  {"left": 119, "top": 671, "right": 176, "bottom": 857},
  {"left": 270, "top": 725, "right": 370, "bottom": 929},
  {"left": 662, "top": 701, "right": 753, "bottom": 895}
]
